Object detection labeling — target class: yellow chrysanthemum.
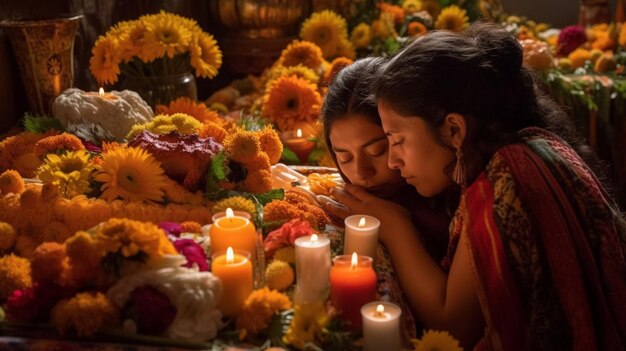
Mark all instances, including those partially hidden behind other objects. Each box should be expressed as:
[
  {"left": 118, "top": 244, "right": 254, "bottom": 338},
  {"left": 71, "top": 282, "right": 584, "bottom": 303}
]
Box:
[
  {"left": 408, "top": 21, "right": 428, "bottom": 37},
  {"left": 94, "top": 146, "right": 168, "bottom": 203},
  {"left": 0, "top": 222, "right": 16, "bottom": 250},
  {"left": 258, "top": 126, "right": 283, "bottom": 165},
  {"left": 279, "top": 41, "right": 325, "bottom": 70},
  {"left": 273, "top": 246, "right": 295, "bottom": 264},
  {"left": 190, "top": 31, "right": 223, "bottom": 79},
  {"left": 266, "top": 64, "right": 320, "bottom": 89},
  {"left": 212, "top": 196, "right": 257, "bottom": 218},
  {"left": 89, "top": 35, "right": 122, "bottom": 85},
  {"left": 379, "top": 2, "right": 406, "bottom": 25},
  {"left": 155, "top": 97, "right": 222, "bottom": 124},
  {"left": 199, "top": 122, "right": 228, "bottom": 143},
  {"left": 0, "top": 169, "right": 25, "bottom": 195},
  {"left": 36, "top": 150, "right": 94, "bottom": 198},
  {"left": 265, "top": 260, "right": 294, "bottom": 290},
  {"left": 143, "top": 11, "right": 192, "bottom": 59},
  {"left": 300, "top": 10, "right": 348, "bottom": 58},
  {"left": 223, "top": 130, "right": 262, "bottom": 164},
  {"left": 93, "top": 218, "right": 176, "bottom": 258},
  {"left": 0, "top": 254, "right": 32, "bottom": 299},
  {"left": 403, "top": 0, "right": 423, "bottom": 13},
  {"left": 33, "top": 133, "right": 85, "bottom": 159},
  {"left": 51, "top": 292, "right": 119, "bottom": 337},
  {"left": 283, "top": 302, "right": 330, "bottom": 350},
  {"left": 324, "top": 57, "right": 353, "bottom": 84},
  {"left": 351, "top": 23, "right": 372, "bottom": 49},
  {"left": 414, "top": 330, "right": 463, "bottom": 351},
  {"left": 0, "top": 131, "right": 58, "bottom": 178},
  {"left": 372, "top": 13, "right": 398, "bottom": 39},
  {"left": 127, "top": 113, "right": 203, "bottom": 139},
  {"left": 435, "top": 5, "right": 469, "bottom": 32},
  {"left": 262, "top": 75, "right": 322, "bottom": 131},
  {"left": 236, "top": 287, "right": 292, "bottom": 338}
]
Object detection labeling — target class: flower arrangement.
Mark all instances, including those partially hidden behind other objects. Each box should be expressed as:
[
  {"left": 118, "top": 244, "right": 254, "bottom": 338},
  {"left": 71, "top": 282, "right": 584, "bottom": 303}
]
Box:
[{"left": 89, "top": 11, "right": 222, "bottom": 86}]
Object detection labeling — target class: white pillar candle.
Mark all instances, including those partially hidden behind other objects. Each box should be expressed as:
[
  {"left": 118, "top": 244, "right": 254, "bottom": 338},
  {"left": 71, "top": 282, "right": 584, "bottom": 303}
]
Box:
[
  {"left": 343, "top": 215, "right": 380, "bottom": 262},
  {"left": 294, "top": 234, "right": 331, "bottom": 304},
  {"left": 361, "top": 301, "right": 402, "bottom": 351}
]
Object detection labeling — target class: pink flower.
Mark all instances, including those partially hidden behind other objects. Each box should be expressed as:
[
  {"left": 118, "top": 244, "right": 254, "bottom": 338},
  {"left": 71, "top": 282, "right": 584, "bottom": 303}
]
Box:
[
  {"left": 264, "top": 219, "right": 316, "bottom": 258},
  {"left": 129, "top": 285, "right": 177, "bottom": 335},
  {"left": 173, "top": 239, "right": 208, "bottom": 271},
  {"left": 159, "top": 221, "right": 182, "bottom": 237},
  {"left": 558, "top": 25, "right": 587, "bottom": 56},
  {"left": 5, "top": 283, "right": 73, "bottom": 322}
]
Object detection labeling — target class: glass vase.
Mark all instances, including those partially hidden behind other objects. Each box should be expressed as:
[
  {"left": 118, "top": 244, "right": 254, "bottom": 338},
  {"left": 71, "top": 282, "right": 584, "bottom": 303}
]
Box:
[{"left": 120, "top": 72, "right": 198, "bottom": 109}]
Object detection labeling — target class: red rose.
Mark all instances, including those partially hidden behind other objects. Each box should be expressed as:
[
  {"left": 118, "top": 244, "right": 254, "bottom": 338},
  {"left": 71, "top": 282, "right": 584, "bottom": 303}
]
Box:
[
  {"left": 173, "top": 238, "right": 208, "bottom": 271},
  {"left": 129, "top": 285, "right": 177, "bottom": 335}
]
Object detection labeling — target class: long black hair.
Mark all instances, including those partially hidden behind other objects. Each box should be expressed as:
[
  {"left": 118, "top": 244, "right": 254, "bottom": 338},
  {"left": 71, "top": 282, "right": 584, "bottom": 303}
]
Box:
[{"left": 374, "top": 21, "right": 607, "bottom": 186}]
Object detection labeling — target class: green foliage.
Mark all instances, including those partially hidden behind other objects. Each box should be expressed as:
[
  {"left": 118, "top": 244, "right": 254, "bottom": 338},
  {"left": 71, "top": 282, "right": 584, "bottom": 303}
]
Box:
[
  {"left": 22, "top": 113, "right": 63, "bottom": 133},
  {"left": 280, "top": 147, "right": 301, "bottom": 165},
  {"left": 205, "top": 151, "right": 230, "bottom": 195}
]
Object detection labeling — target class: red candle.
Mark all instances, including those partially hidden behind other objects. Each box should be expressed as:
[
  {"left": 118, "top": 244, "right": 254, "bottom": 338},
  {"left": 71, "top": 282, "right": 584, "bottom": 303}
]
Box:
[
  {"left": 281, "top": 129, "right": 315, "bottom": 164},
  {"left": 330, "top": 253, "right": 377, "bottom": 331}
]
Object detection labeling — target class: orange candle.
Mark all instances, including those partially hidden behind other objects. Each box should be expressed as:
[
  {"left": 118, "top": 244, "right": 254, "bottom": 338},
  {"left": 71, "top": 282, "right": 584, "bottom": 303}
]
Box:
[
  {"left": 210, "top": 208, "right": 257, "bottom": 262},
  {"left": 281, "top": 129, "right": 315, "bottom": 163},
  {"left": 330, "top": 253, "right": 377, "bottom": 331},
  {"left": 85, "top": 87, "right": 118, "bottom": 100},
  {"left": 211, "top": 247, "right": 253, "bottom": 317}
]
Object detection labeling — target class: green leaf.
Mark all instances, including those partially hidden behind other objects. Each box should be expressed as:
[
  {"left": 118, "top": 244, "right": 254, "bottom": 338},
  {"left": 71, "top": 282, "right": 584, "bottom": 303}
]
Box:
[
  {"left": 211, "top": 151, "right": 229, "bottom": 181},
  {"left": 307, "top": 148, "right": 327, "bottom": 164},
  {"left": 281, "top": 147, "right": 300, "bottom": 165},
  {"left": 250, "top": 188, "right": 284, "bottom": 206},
  {"left": 23, "top": 113, "right": 63, "bottom": 133}
]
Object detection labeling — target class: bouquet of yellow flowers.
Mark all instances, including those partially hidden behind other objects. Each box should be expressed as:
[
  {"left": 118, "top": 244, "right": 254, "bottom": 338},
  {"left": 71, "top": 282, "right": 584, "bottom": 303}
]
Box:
[{"left": 89, "top": 11, "right": 222, "bottom": 103}]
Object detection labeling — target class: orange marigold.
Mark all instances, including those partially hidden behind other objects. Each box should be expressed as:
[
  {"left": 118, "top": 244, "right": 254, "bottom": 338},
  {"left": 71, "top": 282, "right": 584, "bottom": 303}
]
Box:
[
  {"left": 93, "top": 218, "right": 176, "bottom": 259},
  {"left": 278, "top": 40, "right": 324, "bottom": 70},
  {"left": 0, "top": 222, "right": 16, "bottom": 250},
  {"left": 244, "top": 152, "right": 271, "bottom": 173},
  {"left": 258, "top": 126, "right": 283, "bottom": 165},
  {"left": 64, "top": 231, "right": 103, "bottom": 285},
  {"left": 295, "top": 202, "right": 331, "bottom": 229},
  {"left": 408, "top": 21, "right": 428, "bottom": 37},
  {"left": 244, "top": 169, "right": 273, "bottom": 194},
  {"left": 568, "top": 48, "right": 592, "bottom": 68},
  {"left": 51, "top": 292, "right": 119, "bottom": 337},
  {"left": 323, "top": 57, "right": 353, "bottom": 85},
  {"left": 262, "top": 75, "right": 322, "bottom": 131},
  {"left": 236, "top": 287, "right": 292, "bottom": 338},
  {"left": 0, "top": 169, "right": 25, "bottom": 195},
  {"left": 379, "top": 2, "right": 406, "bottom": 24},
  {"left": 263, "top": 200, "right": 316, "bottom": 227},
  {"left": 0, "top": 131, "right": 58, "bottom": 178},
  {"left": 224, "top": 130, "right": 262, "bottom": 164},
  {"left": 31, "top": 242, "right": 67, "bottom": 284},
  {"left": 33, "top": 133, "right": 85, "bottom": 159},
  {"left": 180, "top": 221, "right": 202, "bottom": 233},
  {"left": 155, "top": 97, "right": 222, "bottom": 124},
  {"left": 199, "top": 121, "right": 228, "bottom": 143},
  {"left": 0, "top": 254, "right": 32, "bottom": 299}
]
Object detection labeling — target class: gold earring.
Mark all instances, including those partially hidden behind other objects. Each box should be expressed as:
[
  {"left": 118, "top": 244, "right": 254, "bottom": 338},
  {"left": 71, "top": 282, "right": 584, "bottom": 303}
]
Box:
[{"left": 452, "top": 148, "right": 466, "bottom": 187}]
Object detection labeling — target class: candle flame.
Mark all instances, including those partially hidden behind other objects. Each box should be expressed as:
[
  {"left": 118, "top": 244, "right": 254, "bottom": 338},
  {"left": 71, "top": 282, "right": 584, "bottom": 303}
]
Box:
[
  {"left": 351, "top": 252, "right": 358, "bottom": 270},
  {"left": 226, "top": 247, "right": 234, "bottom": 263},
  {"left": 226, "top": 208, "right": 234, "bottom": 218},
  {"left": 99, "top": 87, "right": 104, "bottom": 97},
  {"left": 296, "top": 129, "right": 302, "bottom": 137},
  {"left": 358, "top": 217, "right": 366, "bottom": 227},
  {"left": 311, "top": 234, "right": 318, "bottom": 242},
  {"left": 376, "top": 304, "right": 385, "bottom": 316}
]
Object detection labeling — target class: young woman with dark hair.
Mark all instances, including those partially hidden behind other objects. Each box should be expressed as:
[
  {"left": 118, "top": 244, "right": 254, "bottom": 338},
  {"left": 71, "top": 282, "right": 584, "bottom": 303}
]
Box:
[{"left": 335, "top": 22, "right": 626, "bottom": 350}]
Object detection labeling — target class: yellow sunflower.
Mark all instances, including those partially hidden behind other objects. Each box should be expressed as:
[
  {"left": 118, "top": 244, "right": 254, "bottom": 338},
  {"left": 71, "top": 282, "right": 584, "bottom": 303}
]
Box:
[
  {"left": 300, "top": 10, "right": 348, "bottom": 59},
  {"left": 190, "top": 31, "right": 223, "bottom": 79},
  {"left": 94, "top": 146, "right": 168, "bottom": 203},
  {"left": 262, "top": 75, "right": 322, "bottom": 131},
  {"left": 403, "top": 0, "right": 423, "bottom": 13},
  {"left": 435, "top": 5, "right": 469, "bottom": 32},
  {"left": 119, "top": 21, "right": 157, "bottom": 63},
  {"left": 414, "top": 330, "right": 463, "bottom": 351},
  {"left": 155, "top": 97, "right": 221, "bottom": 124},
  {"left": 144, "top": 11, "right": 192, "bottom": 59},
  {"left": 36, "top": 150, "right": 95, "bottom": 198},
  {"left": 89, "top": 35, "right": 122, "bottom": 85},
  {"left": 324, "top": 57, "right": 353, "bottom": 84},
  {"left": 351, "top": 23, "right": 372, "bottom": 49},
  {"left": 279, "top": 40, "right": 325, "bottom": 70}
]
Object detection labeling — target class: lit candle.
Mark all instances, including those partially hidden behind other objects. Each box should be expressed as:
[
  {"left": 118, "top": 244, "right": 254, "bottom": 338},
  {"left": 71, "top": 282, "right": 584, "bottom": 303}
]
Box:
[
  {"left": 343, "top": 215, "right": 380, "bottom": 264},
  {"left": 210, "top": 208, "right": 258, "bottom": 262},
  {"left": 281, "top": 128, "right": 315, "bottom": 164},
  {"left": 330, "top": 252, "right": 377, "bottom": 330},
  {"left": 361, "top": 301, "right": 402, "bottom": 351},
  {"left": 86, "top": 87, "right": 118, "bottom": 100},
  {"left": 211, "top": 247, "right": 253, "bottom": 317},
  {"left": 294, "top": 234, "right": 331, "bottom": 304}
]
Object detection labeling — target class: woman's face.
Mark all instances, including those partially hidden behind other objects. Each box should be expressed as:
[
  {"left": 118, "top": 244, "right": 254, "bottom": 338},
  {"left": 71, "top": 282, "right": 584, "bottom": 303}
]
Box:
[
  {"left": 378, "top": 101, "right": 455, "bottom": 197},
  {"left": 329, "top": 115, "right": 405, "bottom": 198}
]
